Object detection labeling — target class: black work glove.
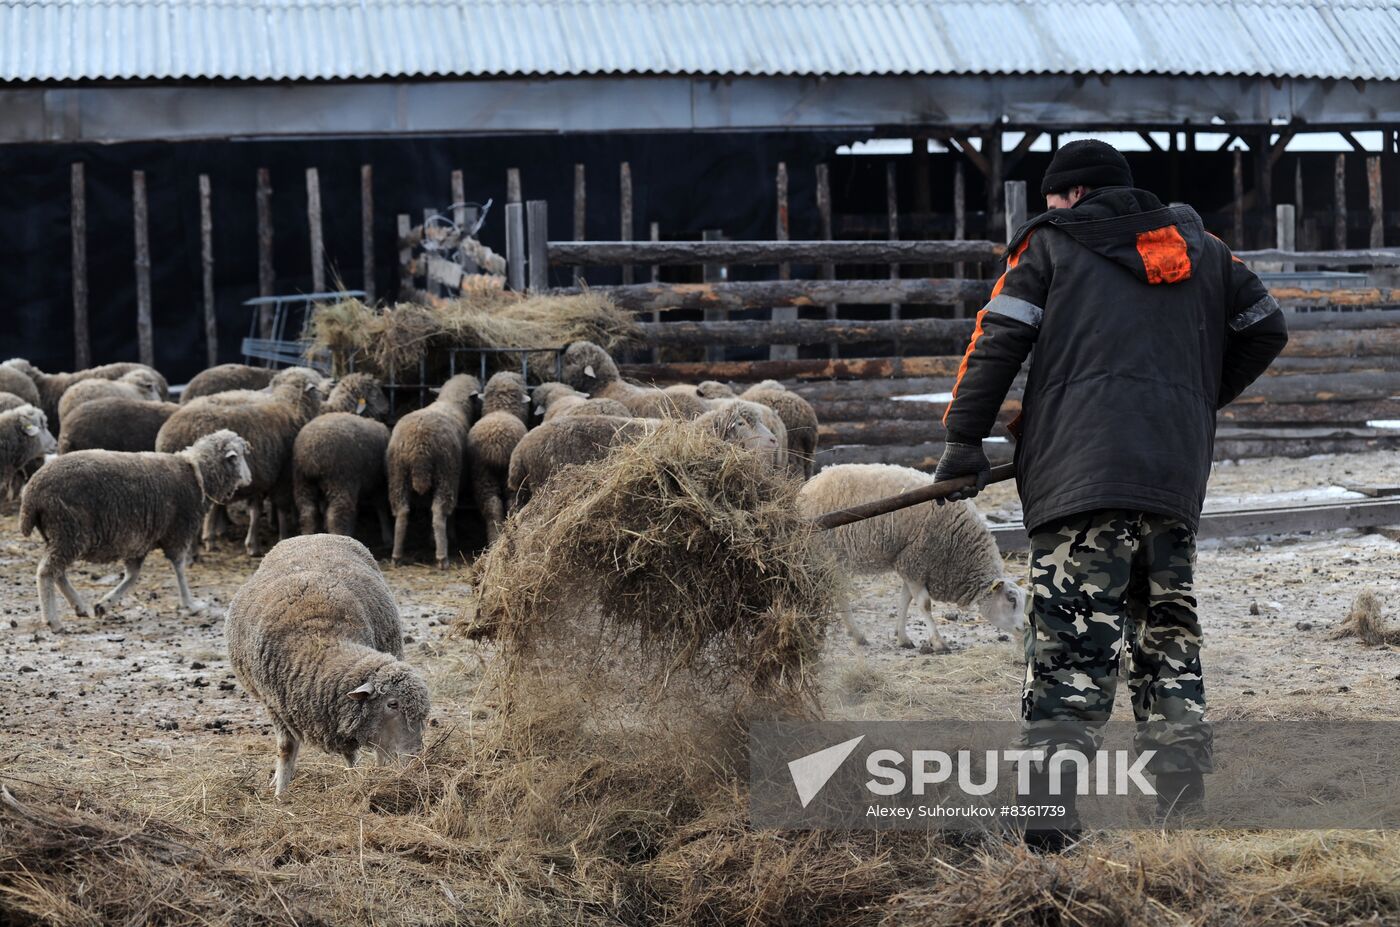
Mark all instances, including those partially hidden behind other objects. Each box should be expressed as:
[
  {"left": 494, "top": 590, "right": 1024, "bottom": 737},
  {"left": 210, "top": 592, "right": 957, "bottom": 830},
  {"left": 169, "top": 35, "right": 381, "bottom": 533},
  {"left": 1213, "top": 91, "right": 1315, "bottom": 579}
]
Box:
[{"left": 932, "top": 440, "right": 991, "bottom": 504}]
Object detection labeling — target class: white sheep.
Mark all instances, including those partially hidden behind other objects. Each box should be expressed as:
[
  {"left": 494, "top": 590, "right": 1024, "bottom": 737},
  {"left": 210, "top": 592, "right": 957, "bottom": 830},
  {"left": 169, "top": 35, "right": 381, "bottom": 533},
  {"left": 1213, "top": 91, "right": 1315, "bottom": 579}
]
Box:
[
  {"left": 797, "top": 463, "right": 1025, "bottom": 651},
  {"left": 18, "top": 430, "right": 252, "bottom": 631},
  {"left": 225, "top": 534, "right": 430, "bottom": 797}
]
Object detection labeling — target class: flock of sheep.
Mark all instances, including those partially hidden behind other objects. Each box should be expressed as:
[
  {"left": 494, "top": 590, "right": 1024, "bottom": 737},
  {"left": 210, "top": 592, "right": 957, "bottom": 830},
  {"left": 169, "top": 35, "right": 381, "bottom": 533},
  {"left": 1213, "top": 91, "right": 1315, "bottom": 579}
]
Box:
[{"left": 0, "top": 342, "right": 1023, "bottom": 795}]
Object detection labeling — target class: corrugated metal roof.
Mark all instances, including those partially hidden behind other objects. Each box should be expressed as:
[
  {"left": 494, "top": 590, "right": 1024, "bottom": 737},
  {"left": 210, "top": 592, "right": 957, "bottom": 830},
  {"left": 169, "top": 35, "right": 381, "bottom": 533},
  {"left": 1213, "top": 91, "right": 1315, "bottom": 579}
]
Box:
[{"left": 4, "top": 0, "right": 1400, "bottom": 83}]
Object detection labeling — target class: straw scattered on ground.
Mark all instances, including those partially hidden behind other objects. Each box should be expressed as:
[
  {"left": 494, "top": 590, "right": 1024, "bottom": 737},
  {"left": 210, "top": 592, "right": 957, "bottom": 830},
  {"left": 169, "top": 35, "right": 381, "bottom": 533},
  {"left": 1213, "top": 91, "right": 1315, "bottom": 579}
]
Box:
[{"left": 1333, "top": 588, "right": 1400, "bottom": 647}]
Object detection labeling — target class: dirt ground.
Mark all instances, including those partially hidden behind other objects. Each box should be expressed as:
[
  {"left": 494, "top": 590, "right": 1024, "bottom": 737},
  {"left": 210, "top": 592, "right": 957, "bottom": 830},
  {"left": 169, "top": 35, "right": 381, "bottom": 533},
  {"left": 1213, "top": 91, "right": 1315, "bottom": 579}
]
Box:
[{"left": 1, "top": 450, "right": 1397, "bottom": 924}]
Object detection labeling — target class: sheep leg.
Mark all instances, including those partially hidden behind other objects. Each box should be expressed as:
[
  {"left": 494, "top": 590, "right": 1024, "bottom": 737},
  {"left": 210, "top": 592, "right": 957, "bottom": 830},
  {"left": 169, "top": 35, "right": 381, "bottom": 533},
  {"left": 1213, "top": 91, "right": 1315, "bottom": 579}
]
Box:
[
  {"left": 201, "top": 503, "right": 224, "bottom": 550},
  {"left": 431, "top": 494, "right": 452, "bottom": 570},
  {"left": 391, "top": 507, "right": 410, "bottom": 566},
  {"left": 343, "top": 748, "right": 359, "bottom": 768},
  {"left": 295, "top": 479, "right": 320, "bottom": 536},
  {"left": 244, "top": 494, "right": 264, "bottom": 557},
  {"left": 169, "top": 552, "right": 204, "bottom": 613},
  {"left": 897, "top": 582, "right": 917, "bottom": 649},
  {"left": 272, "top": 723, "right": 301, "bottom": 797},
  {"left": 839, "top": 589, "right": 867, "bottom": 646},
  {"left": 94, "top": 557, "right": 144, "bottom": 616},
  {"left": 914, "top": 584, "right": 950, "bottom": 653},
  {"left": 480, "top": 493, "right": 505, "bottom": 546},
  {"left": 46, "top": 560, "right": 90, "bottom": 621},
  {"left": 35, "top": 556, "right": 66, "bottom": 632},
  {"left": 324, "top": 491, "right": 357, "bottom": 537}
]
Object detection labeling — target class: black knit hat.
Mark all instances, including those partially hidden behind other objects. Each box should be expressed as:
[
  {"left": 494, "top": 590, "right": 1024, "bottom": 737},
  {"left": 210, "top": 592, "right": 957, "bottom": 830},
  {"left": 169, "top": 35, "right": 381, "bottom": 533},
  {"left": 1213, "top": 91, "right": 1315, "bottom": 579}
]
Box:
[{"left": 1040, "top": 139, "right": 1133, "bottom": 196}]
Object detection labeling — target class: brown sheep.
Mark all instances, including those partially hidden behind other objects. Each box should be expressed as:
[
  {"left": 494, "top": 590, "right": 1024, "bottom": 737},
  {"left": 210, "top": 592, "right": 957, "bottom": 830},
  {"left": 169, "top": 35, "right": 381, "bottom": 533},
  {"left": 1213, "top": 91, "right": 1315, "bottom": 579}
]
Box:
[
  {"left": 156, "top": 368, "right": 325, "bottom": 556},
  {"left": 560, "top": 341, "right": 708, "bottom": 419},
  {"left": 56, "top": 368, "right": 164, "bottom": 425},
  {"left": 3, "top": 358, "right": 169, "bottom": 429},
  {"left": 385, "top": 374, "right": 480, "bottom": 568},
  {"left": 292, "top": 376, "right": 393, "bottom": 540},
  {"left": 0, "top": 365, "right": 42, "bottom": 410},
  {"left": 466, "top": 372, "right": 530, "bottom": 545},
  {"left": 741, "top": 380, "right": 818, "bottom": 479},
  {"left": 181, "top": 363, "right": 277, "bottom": 403},
  {"left": 58, "top": 396, "right": 179, "bottom": 454}
]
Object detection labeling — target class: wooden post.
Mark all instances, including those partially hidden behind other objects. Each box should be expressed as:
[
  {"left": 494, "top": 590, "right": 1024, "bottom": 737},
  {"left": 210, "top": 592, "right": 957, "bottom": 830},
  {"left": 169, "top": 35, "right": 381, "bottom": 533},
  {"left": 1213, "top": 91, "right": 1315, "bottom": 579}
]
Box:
[
  {"left": 953, "top": 160, "right": 967, "bottom": 319},
  {"left": 1335, "top": 153, "right": 1348, "bottom": 250},
  {"left": 70, "top": 163, "right": 89, "bottom": 368},
  {"left": 199, "top": 174, "right": 217, "bottom": 368},
  {"left": 648, "top": 221, "right": 661, "bottom": 362},
  {"left": 573, "top": 163, "right": 586, "bottom": 285},
  {"left": 506, "top": 168, "right": 521, "bottom": 204},
  {"left": 1233, "top": 149, "right": 1245, "bottom": 250},
  {"left": 132, "top": 171, "right": 153, "bottom": 367},
  {"left": 505, "top": 201, "right": 526, "bottom": 291},
  {"left": 619, "top": 162, "right": 634, "bottom": 285},
  {"left": 256, "top": 168, "right": 275, "bottom": 337},
  {"left": 987, "top": 131, "right": 1003, "bottom": 238},
  {"left": 1276, "top": 204, "right": 1296, "bottom": 273},
  {"left": 451, "top": 169, "right": 466, "bottom": 228},
  {"left": 1004, "top": 180, "right": 1026, "bottom": 244},
  {"left": 1369, "top": 155, "right": 1384, "bottom": 248},
  {"left": 396, "top": 213, "right": 413, "bottom": 298},
  {"left": 703, "top": 229, "right": 724, "bottom": 363},
  {"left": 306, "top": 167, "right": 325, "bottom": 293},
  {"left": 815, "top": 163, "right": 838, "bottom": 358},
  {"left": 361, "top": 165, "right": 376, "bottom": 303},
  {"left": 422, "top": 208, "right": 439, "bottom": 298},
  {"left": 526, "top": 199, "right": 549, "bottom": 292},
  {"left": 771, "top": 162, "right": 795, "bottom": 360},
  {"left": 886, "top": 162, "right": 900, "bottom": 327}
]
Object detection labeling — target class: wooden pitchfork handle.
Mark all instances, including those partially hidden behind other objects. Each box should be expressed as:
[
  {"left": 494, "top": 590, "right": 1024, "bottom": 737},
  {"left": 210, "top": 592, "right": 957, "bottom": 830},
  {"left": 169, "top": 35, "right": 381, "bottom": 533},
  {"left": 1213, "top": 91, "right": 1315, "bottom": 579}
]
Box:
[{"left": 812, "top": 462, "right": 1017, "bottom": 531}]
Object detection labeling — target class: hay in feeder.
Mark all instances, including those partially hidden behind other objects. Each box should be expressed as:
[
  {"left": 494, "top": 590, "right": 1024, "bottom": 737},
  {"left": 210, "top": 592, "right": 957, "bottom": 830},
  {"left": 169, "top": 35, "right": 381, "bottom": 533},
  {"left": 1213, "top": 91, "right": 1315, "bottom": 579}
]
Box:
[
  {"left": 308, "top": 290, "right": 640, "bottom": 380},
  {"left": 466, "top": 418, "right": 839, "bottom": 710}
]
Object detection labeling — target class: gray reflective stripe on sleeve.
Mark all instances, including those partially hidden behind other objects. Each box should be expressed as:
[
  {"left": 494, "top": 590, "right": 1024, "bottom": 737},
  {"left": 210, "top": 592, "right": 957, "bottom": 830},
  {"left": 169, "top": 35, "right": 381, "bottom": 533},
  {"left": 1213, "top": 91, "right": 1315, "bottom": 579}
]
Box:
[
  {"left": 985, "top": 294, "right": 1044, "bottom": 328},
  {"left": 1229, "top": 293, "right": 1280, "bottom": 332}
]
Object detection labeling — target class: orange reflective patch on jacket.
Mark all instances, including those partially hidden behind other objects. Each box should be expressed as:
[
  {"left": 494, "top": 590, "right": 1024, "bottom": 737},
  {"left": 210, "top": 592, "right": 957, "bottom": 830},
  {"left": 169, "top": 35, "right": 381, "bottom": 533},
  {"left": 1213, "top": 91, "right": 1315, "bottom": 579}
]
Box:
[
  {"left": 944, "top": 232, "right": 1035, "bottom": 426},
  {"left": 1137, "top": 225, "right": 1193, "bottom": 284}
]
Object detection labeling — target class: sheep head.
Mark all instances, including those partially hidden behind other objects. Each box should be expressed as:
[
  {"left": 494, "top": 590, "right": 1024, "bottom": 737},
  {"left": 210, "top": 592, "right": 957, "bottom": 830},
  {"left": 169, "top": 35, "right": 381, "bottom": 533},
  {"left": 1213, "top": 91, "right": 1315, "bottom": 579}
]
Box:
[{"left": 342, "top": 661, "right": 431, "bottom": 763}]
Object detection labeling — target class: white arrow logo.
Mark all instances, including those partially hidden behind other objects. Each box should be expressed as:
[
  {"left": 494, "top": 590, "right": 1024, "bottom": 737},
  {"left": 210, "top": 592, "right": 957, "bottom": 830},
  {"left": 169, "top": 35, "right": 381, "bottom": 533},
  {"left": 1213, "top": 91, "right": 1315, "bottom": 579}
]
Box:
[{"left": 787, "top": 735, "right": 866, "bottom": 808}]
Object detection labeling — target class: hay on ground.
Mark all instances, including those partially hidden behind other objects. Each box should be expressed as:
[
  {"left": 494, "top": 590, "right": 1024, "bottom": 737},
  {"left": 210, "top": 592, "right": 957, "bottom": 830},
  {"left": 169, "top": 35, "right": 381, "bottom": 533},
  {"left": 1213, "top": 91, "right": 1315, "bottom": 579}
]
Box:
[
  {"left": 308, "top": 291, "right": 640, "bottom": 379},
  {"left": 466, "top": 418, "right": 839, "bottom": 710},
  {"left": 1333, "top": 588, "right": 1400, "bottom": 646}
]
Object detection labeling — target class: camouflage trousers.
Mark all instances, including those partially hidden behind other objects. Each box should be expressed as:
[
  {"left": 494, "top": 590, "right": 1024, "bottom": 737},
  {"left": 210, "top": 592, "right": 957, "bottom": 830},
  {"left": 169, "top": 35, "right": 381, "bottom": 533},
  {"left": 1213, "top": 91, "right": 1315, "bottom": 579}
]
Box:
[{"left": 1021, "top": 509, "right": 1213, "bottom": 774}]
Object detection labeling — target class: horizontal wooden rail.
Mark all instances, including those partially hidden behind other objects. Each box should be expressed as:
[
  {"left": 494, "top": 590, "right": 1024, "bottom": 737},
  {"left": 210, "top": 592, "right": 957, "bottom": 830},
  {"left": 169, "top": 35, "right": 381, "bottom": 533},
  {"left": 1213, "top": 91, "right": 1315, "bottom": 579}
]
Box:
[
  {"left": 1238, "top": 247, "right": 1400, "bottom": 267},
  {"left": 550, "top": 239, "right": 1005, "bottom": 266},
  {"left": 634, "top": 317, "right": 974, "bottom": 348},
  {"left": 558, "top": 278, "right": 992, "bottom": 312}
]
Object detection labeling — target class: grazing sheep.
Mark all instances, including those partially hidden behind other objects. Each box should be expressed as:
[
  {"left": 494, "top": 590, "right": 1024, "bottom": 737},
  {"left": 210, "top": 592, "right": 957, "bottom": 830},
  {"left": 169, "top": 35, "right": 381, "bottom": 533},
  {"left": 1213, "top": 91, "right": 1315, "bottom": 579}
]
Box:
[
  {"left": 156, "top": 368, "right": 325, "bottom": 555},
  {"left": 561, "top": 341, "right": 708, "bottom": 419},
  {"left": 292, "top": 376, "right": 393, "bottom": 539},
  {"left": 1, "top": 405, "right": 57, "bottom": 501},
  {"left": 741, "top": 380, "right": 818, "bottom": 479},
  {"left": 797, "top": 463, "right": 1025, "bottom": 651},
  {"left": 531, "top": 382, "right": 629, "bottom": 422},
  {"left": 181, "top": 363, "right": 276, "bottom": 403},
  {"left": 225, "top": 534, "right": 429, "bottom": 797},
  {"left": 58, "top": 396, "right": 179, "bottom": 454},
  {"left": 467, "top": 372, "right": 530, "bottom": 545},
  {"left": 18, "top": 430, "right": 251, "bottom": 632},
  {"left": 56, "top": 369, "right": 164, "bottom": 425},
  {"left": 4, "top": 359, "right": 169, "bottom": 427},
  {"left": 708, "top": 398, "right": 788, "bottom": 471},
  {"left": 318, "top": 372, "right": 390, "bottom": 421},
  {"left": 200, "top": 366, "right": 330, "bottom": 407},
  {"left": 696, "top": 380, "right": 736, "bottom": 400},
  {"left": 386, "top": 373, "right": 480, "bottom": 568},
  {"left": 0, "top": 365, "right": 42, "bottom": 410},
  {"left": 507, "top": 403, "right": 778, "bottom": 507}
]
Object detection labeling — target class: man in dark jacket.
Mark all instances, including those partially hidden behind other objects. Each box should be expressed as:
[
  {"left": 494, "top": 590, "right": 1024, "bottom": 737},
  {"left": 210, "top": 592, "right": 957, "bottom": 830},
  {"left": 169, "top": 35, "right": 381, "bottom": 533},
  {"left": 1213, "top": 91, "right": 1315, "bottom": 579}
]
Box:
[{"left": 933, "top": 139, "right": 1288, "bottom": 840}]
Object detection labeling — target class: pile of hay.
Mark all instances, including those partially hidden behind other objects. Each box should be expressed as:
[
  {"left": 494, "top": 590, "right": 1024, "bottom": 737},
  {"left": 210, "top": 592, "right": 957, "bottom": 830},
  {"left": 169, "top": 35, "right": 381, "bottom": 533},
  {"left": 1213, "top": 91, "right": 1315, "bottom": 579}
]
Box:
[
  {"left": 467, "top": 418, "right": 839, "bottom": 709},
  {"left": 308, "top": 290, "right": 640, "bottom": 379},
  {"left": 1334, "top": 588, "right": 1400, "bottom": 646}
]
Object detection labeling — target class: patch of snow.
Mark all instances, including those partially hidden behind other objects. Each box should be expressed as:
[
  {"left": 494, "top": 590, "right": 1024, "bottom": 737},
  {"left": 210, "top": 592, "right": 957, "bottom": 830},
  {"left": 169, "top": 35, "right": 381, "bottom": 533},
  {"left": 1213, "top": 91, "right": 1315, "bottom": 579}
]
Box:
[
  {"left": 1366, "top": 420, "right": 1400, "bottom": 429},
  {"left": 891, "top": 392, "right": 954, "bottom": 403},
  {"left": 1203, "top": 485, "right": 1365, "bottom": 512}
]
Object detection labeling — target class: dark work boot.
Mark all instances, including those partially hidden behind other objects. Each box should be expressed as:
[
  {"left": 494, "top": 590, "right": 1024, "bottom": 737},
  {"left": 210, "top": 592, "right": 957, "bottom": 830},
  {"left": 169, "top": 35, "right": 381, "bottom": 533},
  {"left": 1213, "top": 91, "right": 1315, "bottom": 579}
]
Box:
[
  {"left": 1021, "top": 762, "right": 1083, "bottom": 853},
  {"left": 1154, "top": 771, "right": 1205, "bottom": 824}
]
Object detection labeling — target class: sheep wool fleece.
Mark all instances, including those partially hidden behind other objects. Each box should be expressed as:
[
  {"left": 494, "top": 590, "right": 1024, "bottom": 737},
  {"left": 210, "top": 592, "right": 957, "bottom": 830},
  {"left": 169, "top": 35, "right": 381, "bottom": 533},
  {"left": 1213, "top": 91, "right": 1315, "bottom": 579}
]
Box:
[{"left": 1021, "top": 508, "right": 1211, "bottom": 776}]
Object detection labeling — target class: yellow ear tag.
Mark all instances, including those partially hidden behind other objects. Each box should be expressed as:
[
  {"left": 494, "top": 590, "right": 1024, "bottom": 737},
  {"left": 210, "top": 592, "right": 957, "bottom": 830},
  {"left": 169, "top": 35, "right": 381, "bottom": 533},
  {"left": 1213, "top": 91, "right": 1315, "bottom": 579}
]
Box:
[{"left": 356, "top": 398, "right": 367, "bottom": 414}]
